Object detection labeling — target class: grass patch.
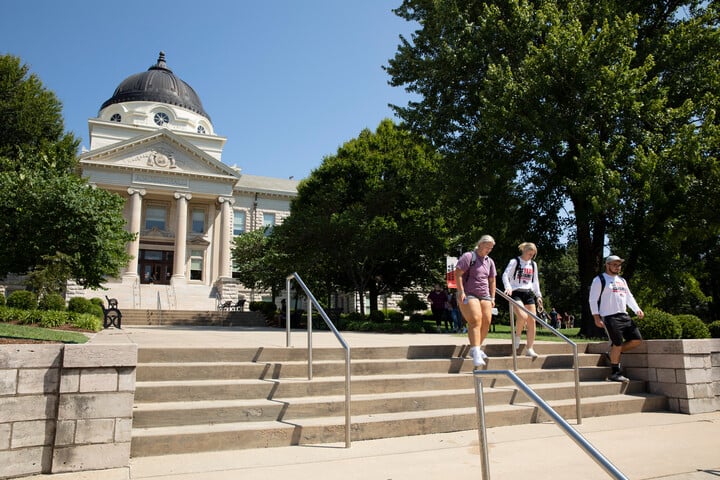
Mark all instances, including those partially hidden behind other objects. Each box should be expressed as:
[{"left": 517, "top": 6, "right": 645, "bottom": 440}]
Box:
[
  {"left": 0, "top": 323, "right": 90, "bottom": 344},
  {"left": 438, "top": 322, "right": 594, "bottom": 343}
]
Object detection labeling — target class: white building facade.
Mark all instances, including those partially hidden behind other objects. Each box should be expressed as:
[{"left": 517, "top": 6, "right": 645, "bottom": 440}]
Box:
[{"left": 74, "top": 52, "right": 298, "bottom": 310}]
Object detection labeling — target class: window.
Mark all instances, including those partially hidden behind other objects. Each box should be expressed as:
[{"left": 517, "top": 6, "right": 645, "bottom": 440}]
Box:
[
  {"left": 233, "top": 210, "right": 246, "bottom": 236},
  {"left": 191, "top": 208, "right": 205, "bottom": 234},
  {"left": 197, "top": 125, "right": 206, "bottom": 134},
  {"left": 190, "top": 250, "right": 204, "bottom": 281},
  {"left": 145, "top": 206, "right": 167, "bottom": 230},
  {"left": 110, "top": 113, "right": 121, "bottom": 122},
  {"left": 262, "top": 212, "right": 275, "bottom": 236}
]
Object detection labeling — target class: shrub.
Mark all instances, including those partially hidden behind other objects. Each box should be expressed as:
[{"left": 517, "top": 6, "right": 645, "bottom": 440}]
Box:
[
  {"left": 369, "top": 310, "right": 386, "bottom": 323},
  {"left": 68, "top": 297, "right": 104, "bottom": 318},
  {"left": 0, "top": 293, "right": 5, "bottom": 306},
  {"left": 90, "top": 297, "right": 105, "bottom": 308},
  {"left": 0, "top": 306, "right": 32, "bottom": 323},
  {"left": 6, "top": 290, "right": 38, "bottom": 310},
  {"left": 674, "top": 314, "right": 710, "bottom": 339},
  {"left": 708, "top": 321, "right": 720, "bottom": 338},
  {"left": 39, "top": 310, "right": 68, "bottom": 328},
  {"left": 397, "top": 293, "right": 427, "bottom": 316},
  {"left": 636, "top": 309, "right": 681, "bottom": 339},
  {"left": 39, "top": 293, "right": 66, "bottom": 311},
  {"left": 70, "top": 313, "right": 103, "bottom": 331},
  {"left": 249, "top": 301, "right": 278, "bottom": 321},
  {"left": 388, "top": 311, "right": 405, "bottom": 323}
]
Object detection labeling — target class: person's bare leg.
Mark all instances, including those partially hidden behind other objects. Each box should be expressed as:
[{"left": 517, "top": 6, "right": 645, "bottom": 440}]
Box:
[
  {"left": 459, "top": 299, "right": 483, "bottom": 346},
  {"left": 525, "top": 304, "right": 537, "bottom": 349}
]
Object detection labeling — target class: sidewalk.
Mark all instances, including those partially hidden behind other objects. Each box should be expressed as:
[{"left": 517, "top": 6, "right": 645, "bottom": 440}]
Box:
[{"left": 24, "top": 326, "right": 720, "bottom": 480}]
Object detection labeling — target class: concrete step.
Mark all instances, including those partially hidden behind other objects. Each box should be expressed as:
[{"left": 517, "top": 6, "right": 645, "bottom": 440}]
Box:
[
  {"left": 132, "top": 380, "right": 647, "bottom": 428},
  {"left": 134, "top": 365, "right": 611, "bottom": 403},
  {"left": 130, "top": 392, "right": 666, "bottom": 456},
  {"left": 130, "top": 343, "right": 667, "bottom": 458},
  {"left": 136, "top": 343, "right": 579, "bottom": 363},
  {"left": 135, "top": 354, "right": 604, "bottom": 382},
  {"left": 120, "top": 309, "right": 266, "bottom": 327}
]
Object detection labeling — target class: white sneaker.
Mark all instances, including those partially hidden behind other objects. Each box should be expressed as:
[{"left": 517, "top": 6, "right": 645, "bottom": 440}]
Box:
[
  {"left": 513, "top": 338, "right": 520, "bottom": 350},
  {"left": 470, "top": 347, "right": 486, "bottom": 367},
  {"left": 526, "top": 348, "right": 538, "bottom": 358},
  {"left": 479, "top": 349, "right": 488, "bottom": 359}
]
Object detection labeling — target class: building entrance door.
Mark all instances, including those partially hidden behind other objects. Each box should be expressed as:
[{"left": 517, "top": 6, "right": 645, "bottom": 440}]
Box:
[{"left": 138, "top": 250, "right": 174, "bottom": 284}]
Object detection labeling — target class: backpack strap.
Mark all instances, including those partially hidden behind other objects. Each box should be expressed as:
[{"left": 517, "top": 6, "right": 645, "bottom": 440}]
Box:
[
  {"left": 470, "top": 250, "right": 477, "bottom": 266},
  {"left": 597, "top": 274, "right": 606, "bottom": 309}
]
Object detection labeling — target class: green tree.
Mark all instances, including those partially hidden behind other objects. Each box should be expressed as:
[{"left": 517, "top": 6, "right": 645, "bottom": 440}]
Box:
[
  {"left": 0, "top": 171, "right": 134, "bottom": 289},
  {"left": 274, "top": 119, "right": 448, "bottom": 314},
  {"left": 0, "top": 55, "right": 134, "bottom": 290},
  {"left": 231, "top": 228, "right": 289, "bottom": 301},
  {"left": 386, "top": 1, "right": 720, "bottom": 334},
  {"left": 0, "top": 54, "right": 78, "bottom": 173}
]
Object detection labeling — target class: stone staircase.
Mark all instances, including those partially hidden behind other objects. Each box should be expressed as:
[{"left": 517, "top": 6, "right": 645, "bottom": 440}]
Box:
[
  {"left": 120, "top": 309, "right": 267, "bottom": 327},
  {"left": 130, "top": 342, "right": 668, "bottom": 457}
]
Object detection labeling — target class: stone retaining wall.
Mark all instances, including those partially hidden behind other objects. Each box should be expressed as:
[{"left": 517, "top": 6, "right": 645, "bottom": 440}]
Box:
[
  {"left": 0, "top": 329, "right": 136, "bottom": 479},
  {"left": 590, "top": 338, "right": 720, "bottom": 414}
]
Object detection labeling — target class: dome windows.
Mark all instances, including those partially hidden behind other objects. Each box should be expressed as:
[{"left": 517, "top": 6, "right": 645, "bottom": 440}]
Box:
[
  {"left": 197, "top": 125, "right": 206, "bottom": 134},
  {"left": 153, "top": 111, "right": 170, "bottom": 127},
  {"left": 110, "top": 113, "right": 122, "bottom": 122}
]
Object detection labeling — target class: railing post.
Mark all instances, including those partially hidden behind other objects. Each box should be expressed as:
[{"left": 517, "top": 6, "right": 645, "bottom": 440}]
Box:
[
  {"left": 286, "top": 277, "right": 291, "bottom": 347},
  {"left": 474, "top": 375, "right": 491, "bottom": 480},
  {"left": 307, "top": 304, "right": 313, "bottom": 380},
  {"left": 509, "top": 304, "right": 518, "bottom": 371}
]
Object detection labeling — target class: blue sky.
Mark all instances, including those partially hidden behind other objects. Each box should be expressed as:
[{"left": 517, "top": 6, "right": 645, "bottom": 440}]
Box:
[{"left": 1, "top": 1, "right": 418, "bottom": 180}]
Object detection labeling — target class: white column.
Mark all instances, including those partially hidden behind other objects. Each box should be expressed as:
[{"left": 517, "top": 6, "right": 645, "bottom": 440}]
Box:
[
  {"left": 218, "top": 196, "right": 235, "bottom": 278},
  {"left": 172, "top": 192, "right": 192, "bottom": 281},
  {"left": 124, "top": 187, "right": 146, "bottom": 280}
]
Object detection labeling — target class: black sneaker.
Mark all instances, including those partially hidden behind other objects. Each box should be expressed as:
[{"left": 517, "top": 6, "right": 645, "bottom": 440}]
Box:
[{"left": 608, "top": 372, "right": 629, "bottom": 382}]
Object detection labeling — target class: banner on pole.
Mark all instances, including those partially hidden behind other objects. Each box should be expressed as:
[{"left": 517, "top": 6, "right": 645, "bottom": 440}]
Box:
[{"left": 446, "top": 256, "right": 458, "bottom": 289}]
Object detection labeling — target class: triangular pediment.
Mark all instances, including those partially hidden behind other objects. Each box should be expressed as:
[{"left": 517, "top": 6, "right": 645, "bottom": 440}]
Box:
[{"left": 79, "top": 130, "right": 239, "bottom": 181}]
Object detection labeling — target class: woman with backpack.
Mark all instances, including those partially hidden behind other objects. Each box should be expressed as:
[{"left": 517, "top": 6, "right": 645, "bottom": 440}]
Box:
[{"left": 502, "top": 242, "right": 544, "bottom": 358}]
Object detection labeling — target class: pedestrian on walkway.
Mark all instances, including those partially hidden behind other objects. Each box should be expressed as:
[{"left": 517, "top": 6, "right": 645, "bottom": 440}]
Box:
[
  {"left": 454, "top": 235, "right": 497, "bottom": 367},
  {"left": 427, "top": 284, "right": 448, "bottom": 333},
  {"left": 588, "top": 254, "right": 644, "bottom": 382},
  {"left": 502, "top": 242, "right": 543, "bottom": 358}
]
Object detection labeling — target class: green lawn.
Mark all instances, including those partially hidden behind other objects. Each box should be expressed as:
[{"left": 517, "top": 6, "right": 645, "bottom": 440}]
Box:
[
  {"left": 437, "top": 322, "right": 593, "bottom": 343},
  {"left": 0, "top": 323, "right": 90, "bottom": 344}
]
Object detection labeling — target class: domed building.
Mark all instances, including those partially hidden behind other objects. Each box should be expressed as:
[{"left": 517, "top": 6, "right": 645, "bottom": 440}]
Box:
[{"left": 76, "top": 52, "right": 298, "bottom": 310}]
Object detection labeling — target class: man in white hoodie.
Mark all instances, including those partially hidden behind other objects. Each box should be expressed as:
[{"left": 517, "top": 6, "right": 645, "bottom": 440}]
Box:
[{"left": 588, "top": 255, "right": 644, "bottom": 382}]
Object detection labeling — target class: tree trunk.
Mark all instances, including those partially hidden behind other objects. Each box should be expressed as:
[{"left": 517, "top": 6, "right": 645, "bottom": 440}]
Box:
[{"left": 576, "top": 202, "right": 609, "bottom": 339}]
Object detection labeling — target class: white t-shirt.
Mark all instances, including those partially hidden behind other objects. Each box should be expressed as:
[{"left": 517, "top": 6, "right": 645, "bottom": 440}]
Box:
[
  {"left": 588, "top": 273, "right": 641, "bottom": 317},
  {"left": 502, "top": 257, "right": 542, "bottom": 298}
]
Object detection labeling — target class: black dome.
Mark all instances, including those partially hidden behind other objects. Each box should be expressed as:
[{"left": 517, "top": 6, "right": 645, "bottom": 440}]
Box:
[{"left": 101, "top": 52, "right": 210, "bottom": 121}]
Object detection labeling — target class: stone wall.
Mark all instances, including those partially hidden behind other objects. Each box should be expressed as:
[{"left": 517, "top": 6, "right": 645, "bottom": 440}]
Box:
[
  {"left": 591, "top": 338, "right": 720, "bottom": 414},
  {"left": 0, "top": 329, "right": 137, "bottom": 479}
]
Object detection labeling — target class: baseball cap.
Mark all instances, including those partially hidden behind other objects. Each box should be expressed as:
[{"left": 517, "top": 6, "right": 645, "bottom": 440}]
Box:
[{"left": 605, "top": 255, "right": 624, "bottom": 264}]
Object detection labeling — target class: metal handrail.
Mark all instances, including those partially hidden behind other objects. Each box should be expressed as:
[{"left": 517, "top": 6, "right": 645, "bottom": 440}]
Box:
[
  {"left": 286, "top": 272, "right": 351, "bottom": 448},
  {"left": 473, "top": 370, "right": 628, "bottom": 479},
  {"left": 495, "top": 290, "right": 582, "bottom": 423}
]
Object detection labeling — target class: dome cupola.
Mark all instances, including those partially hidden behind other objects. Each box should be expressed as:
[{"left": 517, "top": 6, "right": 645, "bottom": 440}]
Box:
[{"left": 100, "top": 52, "right": 210, "bottom": 121}]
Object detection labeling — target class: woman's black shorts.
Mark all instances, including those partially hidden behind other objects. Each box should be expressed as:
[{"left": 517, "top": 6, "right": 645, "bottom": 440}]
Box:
[{"left": 511, "top": 290, "right": 536, "bottom": 305}]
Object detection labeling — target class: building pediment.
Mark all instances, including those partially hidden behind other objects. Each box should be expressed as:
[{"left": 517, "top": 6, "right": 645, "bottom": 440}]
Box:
[{"left": 80, "top": 130, "right": 239, "bottom": 182}]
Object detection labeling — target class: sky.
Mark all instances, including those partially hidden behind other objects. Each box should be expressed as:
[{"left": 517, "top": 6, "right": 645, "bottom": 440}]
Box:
[{"left": 0, "top": 1, "right": 418, "bottom": 180}]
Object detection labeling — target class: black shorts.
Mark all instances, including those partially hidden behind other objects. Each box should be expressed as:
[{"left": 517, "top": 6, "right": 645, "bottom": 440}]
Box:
[
  {"left": 603, "top": 313, "right": 642, "bottom": 346},
  {"left": 511, "top": 290, "right": 536, "bottom": 305}
]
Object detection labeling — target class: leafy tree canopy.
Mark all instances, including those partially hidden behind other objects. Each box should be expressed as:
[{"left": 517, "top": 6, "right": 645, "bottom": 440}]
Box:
[
  {"left": 0, "top": 54, "right": 79, "bottom": 173},
  {"left": 273, "top": 119, "right": 449, "bottom": 313},
  {"left": 386, "top": 0, "right": 720, "bottom": 329},
  {"left": 0, "top": 54, "right": 134, "bottom": 290}
]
